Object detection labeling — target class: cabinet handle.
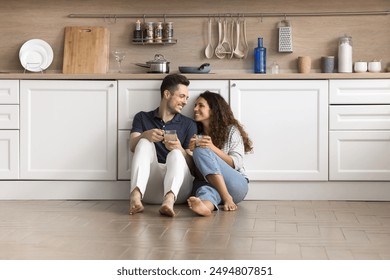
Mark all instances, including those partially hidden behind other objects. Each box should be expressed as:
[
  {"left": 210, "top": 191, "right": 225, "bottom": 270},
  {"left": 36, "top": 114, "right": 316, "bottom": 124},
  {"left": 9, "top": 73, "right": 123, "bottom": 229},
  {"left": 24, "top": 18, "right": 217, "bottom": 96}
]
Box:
[
  {"left": 231, "top": 83, "right": 236, "bottom": 87},
  {"left": 109, "top": 83, "right": 114, "bottom": 88}
]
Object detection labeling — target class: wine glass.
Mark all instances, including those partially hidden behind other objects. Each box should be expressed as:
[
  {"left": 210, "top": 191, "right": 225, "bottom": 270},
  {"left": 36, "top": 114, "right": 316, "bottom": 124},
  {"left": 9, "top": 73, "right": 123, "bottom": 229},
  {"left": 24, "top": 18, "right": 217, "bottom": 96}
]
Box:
[{"left": 112, "top": 50, "right": 127, "bottom": 72}]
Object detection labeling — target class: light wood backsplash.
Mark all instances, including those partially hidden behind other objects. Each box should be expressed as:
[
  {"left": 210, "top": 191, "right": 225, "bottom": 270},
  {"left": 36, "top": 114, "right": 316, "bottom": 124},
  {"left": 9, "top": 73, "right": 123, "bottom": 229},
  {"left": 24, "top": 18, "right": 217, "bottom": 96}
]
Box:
[{"left": 0, "top": 0, "right": 389, "bottom": 73}]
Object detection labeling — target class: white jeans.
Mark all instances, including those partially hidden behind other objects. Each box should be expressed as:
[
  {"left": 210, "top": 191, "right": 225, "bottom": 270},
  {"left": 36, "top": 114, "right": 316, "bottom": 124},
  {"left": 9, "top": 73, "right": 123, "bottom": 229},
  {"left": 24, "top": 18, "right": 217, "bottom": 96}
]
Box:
[{"left": 130, "top": 138, "right": 193, "bottom": 204}]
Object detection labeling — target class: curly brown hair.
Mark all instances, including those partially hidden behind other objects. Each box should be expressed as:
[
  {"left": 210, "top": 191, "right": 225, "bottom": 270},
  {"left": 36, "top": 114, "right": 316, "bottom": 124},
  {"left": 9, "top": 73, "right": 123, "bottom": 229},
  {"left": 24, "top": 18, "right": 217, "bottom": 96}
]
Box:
[{"left": 197, "top": 91, "right": 253, "bottom": 153}]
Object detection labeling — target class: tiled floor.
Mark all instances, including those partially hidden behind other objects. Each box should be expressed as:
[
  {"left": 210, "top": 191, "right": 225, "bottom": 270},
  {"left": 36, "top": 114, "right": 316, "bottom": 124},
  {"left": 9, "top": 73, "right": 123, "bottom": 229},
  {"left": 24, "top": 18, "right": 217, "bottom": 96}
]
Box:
[{"left": 0, "top": 200, "right": 389, "bottom": 260}]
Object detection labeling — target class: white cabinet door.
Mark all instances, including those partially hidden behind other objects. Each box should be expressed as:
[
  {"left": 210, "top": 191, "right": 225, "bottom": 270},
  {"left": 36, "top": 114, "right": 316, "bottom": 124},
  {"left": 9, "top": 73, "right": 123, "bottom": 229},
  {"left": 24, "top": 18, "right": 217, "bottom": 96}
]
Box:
[
  {"left": 117, "top": 79, "right": 229, "bottom": 180},
  {"left": 230, "top": 80, "right": 328, "bottom": 181},
  {"left": 330, "top": 131, "right": 390, "bottom": 180},
  {"left": 118, "top": 130, "right": 132, "bottom": 180},
  {"left": 20, "top": 80, "right": 117, "bottom": 180},
  {"left": 0, "top": 130, "right": 19, "bottom": 179}
]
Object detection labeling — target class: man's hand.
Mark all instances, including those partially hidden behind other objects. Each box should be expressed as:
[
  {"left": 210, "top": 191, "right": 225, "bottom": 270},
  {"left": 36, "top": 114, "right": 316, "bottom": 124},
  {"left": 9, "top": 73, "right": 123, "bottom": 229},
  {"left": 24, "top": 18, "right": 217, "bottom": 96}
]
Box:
[
  {"left": 163, "top": 138, "right": 182, "bottom": 151},
  {"left": 142, "top": 128, "right": 165, "bottom": 143}
]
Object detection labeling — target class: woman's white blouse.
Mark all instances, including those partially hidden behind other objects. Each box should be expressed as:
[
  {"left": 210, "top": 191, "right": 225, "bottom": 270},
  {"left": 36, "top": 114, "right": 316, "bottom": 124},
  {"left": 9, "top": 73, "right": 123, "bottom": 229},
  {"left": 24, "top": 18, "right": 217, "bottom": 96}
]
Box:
[{"left": 221, "top": 125, "right": 247, "bottom": 177}]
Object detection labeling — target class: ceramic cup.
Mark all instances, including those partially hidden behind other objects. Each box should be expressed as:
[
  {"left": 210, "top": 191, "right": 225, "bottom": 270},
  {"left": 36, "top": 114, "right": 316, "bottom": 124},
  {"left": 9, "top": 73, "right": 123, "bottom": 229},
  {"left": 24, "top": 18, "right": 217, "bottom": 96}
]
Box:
[
  {"left": 321, "top": 56, "right": 335, "bottom": 73},
  {"left": 354, "top": 61, "right": 368, "bottom": 73},
  {"left": 368, "top": 61, "right": 381, "bottom": 73},
  {"left": 298, "top": 56, "right": 311, "bottom": 73}
]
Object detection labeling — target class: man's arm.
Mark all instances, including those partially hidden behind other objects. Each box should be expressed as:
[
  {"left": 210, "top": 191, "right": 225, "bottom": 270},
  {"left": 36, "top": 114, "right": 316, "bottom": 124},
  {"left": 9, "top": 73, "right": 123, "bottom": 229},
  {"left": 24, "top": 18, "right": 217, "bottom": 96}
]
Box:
[{"left": 129, "top": 129, "right": 164, "bottom": 153}]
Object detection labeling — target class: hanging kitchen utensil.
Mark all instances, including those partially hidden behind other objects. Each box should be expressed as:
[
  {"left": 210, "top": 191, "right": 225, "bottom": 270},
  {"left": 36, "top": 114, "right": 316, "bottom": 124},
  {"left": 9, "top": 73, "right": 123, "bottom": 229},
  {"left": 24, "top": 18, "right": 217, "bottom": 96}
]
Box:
[
  {"left": 215, "top": 20, "right": 226, "bottom": 59},
  {"left": 243, "top": 18, "right": 249, "bottom": 58},
  {"left": 221, "top": 19, "right": 232, "bottom": 56},
  {"left": 278, "top": 20, "right": 293, "bottom": 53},
  {"left": 205, "top": 18, "right": 214, "bottom": 59},
  {"left": 233, "top": 20, "right": 245, "bottom": 59}
]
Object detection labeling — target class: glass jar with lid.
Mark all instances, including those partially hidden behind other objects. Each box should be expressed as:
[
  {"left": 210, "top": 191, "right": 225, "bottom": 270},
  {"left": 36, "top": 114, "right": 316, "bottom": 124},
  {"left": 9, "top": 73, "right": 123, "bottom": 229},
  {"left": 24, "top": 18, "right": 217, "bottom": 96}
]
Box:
[{"left": 338, "top": 34, "right": 353, "bottom": 73}]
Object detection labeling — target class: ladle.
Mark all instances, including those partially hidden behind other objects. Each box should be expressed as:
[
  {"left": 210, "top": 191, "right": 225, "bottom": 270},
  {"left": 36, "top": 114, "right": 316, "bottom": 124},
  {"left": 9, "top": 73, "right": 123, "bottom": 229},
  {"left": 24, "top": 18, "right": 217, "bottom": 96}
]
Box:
[
  {"left": 204, "top": 18, "right": 214, "bottom": 59},
  {"left": 233, "top": 20, "right": 245, "bottom": 59}
]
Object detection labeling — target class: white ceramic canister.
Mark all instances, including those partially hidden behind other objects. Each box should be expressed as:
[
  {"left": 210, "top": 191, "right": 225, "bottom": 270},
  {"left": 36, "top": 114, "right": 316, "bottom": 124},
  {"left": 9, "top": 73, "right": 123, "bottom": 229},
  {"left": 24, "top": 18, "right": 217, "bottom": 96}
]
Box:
[{"left": 338, "top": 35, "right": 353, "bottom": 73}]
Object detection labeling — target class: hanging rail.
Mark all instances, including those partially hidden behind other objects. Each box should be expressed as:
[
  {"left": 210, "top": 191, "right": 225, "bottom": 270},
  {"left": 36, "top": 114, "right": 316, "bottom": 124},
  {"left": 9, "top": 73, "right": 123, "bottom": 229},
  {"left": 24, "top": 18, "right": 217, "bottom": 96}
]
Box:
[{"left": 68, "top": 10, "right": 390, "bottom": 19}]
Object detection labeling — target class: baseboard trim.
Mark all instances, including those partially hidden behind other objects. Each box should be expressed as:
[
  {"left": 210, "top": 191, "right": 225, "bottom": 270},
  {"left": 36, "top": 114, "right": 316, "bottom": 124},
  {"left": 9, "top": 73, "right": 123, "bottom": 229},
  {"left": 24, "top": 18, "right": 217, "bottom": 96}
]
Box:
[{"left": 0, "top": 180, "right": 389, "bottom": 201}]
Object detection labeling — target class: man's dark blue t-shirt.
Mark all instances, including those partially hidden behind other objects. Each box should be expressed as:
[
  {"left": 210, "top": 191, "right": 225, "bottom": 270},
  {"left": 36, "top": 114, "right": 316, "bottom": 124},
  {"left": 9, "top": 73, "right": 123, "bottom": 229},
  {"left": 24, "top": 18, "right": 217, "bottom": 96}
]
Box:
[{"left": 131, "top": 108, "right": 197, "bottom": 163}]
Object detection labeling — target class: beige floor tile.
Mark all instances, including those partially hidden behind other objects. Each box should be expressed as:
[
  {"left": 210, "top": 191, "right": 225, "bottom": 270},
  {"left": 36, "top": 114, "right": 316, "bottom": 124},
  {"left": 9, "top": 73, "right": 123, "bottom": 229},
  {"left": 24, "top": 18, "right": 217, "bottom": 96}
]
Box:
[
  {"left": 319, "top": 227, "right": 346, "bottom": 240},
  {"left": 276, "top": 242, "right": 301, "bottom": 256},
  {"left": 254, "top": 220, "right": 276, "bottom": 231},
  {"left": 251, "top": 239, "right": 276, "bottom": 254},
  {"left": 301, "top": 246, "right": 328, "bottom": 259},
  {"left": 326, "top": 248, "right": 354, "bottom": 259},
  {"left": 276, "top": 222, "right": 297, "bottom": 233},
  {"left": 342, "top": 229, "right": 370, "bottom": 243},
  {"left": 297, "top": 224, "right": 320, "bottom": 236}
]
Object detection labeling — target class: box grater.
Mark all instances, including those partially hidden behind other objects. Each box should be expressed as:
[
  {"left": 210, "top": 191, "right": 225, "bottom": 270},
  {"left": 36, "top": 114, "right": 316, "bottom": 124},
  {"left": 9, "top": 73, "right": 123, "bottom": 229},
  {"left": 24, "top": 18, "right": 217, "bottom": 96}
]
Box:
[{"left": 278, "top": 20, "right": 293, "bottom": 52}]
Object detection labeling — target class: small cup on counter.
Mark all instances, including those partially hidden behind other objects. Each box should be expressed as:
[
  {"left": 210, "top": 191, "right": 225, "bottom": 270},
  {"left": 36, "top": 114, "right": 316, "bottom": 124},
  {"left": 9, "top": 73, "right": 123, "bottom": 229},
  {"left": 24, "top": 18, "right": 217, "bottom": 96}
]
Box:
[
  {"left": 297, "top": 56, "right": 311, "bottom": 73},
  {"left": 368, "top": 60, "right": 382, "bottom": 73},
  {"left": 321, "top": 56, "right": 335, "bottom": 73},
  {"left": 354, "top": 61, "right": 368, "bottom": 73}
]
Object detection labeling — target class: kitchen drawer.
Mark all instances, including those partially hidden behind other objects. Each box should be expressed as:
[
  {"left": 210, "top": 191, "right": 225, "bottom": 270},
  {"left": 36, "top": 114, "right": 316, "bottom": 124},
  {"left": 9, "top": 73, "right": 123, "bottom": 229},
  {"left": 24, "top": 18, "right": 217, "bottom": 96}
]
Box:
[
  {"left": 330, "top": 79, "right": 390, "bottom": 105},
  {"left": 329, "top": 105, "right": 390, "bottom": 130},
  {"left": 329, "top": 130, "right": 390, "bottom": 181},
  {"left": 0, "top": 105, "right": 19, "bottom": 129},
  {"left": 0, "top": 80, "right": 19, "bottom": 104}
]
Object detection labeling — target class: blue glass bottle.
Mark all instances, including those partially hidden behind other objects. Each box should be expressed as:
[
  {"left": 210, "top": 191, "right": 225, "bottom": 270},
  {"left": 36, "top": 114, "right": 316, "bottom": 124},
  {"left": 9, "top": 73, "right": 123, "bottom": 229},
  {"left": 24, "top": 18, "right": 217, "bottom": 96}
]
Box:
[{"left": 254, "top": 37, "right": 266, "bottom": 73}]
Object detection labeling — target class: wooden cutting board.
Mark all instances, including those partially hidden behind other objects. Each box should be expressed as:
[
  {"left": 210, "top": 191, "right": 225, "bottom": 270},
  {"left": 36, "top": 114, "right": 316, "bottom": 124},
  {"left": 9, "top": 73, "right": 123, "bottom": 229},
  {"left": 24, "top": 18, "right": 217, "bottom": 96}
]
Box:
[{"left": 63, "top": 26, "right": 110, "bottom": 74}]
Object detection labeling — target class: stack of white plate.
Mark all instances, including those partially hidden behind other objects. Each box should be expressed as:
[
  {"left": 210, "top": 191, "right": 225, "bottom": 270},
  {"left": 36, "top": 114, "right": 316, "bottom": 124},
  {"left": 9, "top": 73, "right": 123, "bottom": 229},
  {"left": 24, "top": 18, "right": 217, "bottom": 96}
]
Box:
[{"left": 19, "top": 39, "right": 53, "bottom": 72}]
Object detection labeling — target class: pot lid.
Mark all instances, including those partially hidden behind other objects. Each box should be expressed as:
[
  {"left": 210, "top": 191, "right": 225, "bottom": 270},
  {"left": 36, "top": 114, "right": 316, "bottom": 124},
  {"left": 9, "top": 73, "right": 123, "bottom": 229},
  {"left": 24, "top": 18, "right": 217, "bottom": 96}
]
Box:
[{"left": 148, "top": 54, "right": 169, "bottom": 64}]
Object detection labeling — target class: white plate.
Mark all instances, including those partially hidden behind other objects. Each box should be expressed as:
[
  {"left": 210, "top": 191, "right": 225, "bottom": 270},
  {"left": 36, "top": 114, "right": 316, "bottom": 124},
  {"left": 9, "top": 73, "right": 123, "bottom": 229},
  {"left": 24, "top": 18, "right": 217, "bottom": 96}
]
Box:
[{"left": 19, "top": 39, "right": 53, "bottom": 72}]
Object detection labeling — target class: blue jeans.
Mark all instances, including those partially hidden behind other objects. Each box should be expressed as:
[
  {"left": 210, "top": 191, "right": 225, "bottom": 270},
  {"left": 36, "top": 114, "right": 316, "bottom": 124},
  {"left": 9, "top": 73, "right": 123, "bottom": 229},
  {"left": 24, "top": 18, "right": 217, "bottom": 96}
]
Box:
[{"left": 192, "top": 147, "right": 249, "bottom": 210}]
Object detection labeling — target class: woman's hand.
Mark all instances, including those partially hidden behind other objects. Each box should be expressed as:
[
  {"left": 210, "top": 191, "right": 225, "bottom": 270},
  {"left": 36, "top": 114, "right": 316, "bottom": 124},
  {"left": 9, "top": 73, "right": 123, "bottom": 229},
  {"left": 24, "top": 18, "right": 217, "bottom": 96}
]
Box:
[{"left": 195, "top": 135, "right": 214, "bottom": 149}]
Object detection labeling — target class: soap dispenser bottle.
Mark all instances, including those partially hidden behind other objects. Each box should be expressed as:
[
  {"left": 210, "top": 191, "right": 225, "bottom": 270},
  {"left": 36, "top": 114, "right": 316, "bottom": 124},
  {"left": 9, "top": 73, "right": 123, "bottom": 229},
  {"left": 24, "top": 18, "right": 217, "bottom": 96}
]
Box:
[{"left": 254, "top": 37, "right": 266, "bottom": 73}]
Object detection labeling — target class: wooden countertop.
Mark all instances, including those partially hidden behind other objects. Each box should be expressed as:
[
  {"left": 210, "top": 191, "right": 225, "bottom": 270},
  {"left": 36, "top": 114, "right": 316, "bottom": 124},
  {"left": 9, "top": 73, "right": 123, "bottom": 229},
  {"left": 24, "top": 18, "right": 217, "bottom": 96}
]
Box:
[{"left": 1, "top": 71, "right": 390, "bottom": 80}]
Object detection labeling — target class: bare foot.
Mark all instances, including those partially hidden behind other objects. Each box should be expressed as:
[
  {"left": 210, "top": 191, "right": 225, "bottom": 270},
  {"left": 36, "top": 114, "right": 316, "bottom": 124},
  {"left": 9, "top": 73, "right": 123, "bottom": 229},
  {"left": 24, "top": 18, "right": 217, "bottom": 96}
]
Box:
[
  {"left": 129, "top": 188, "right": 144, "bottom": 215},
  {"left": 222, "top": 200, "right": 238, "bottom": 212},
  {"left": 159, "top": 192, "right": 175, "bottom": 217},
  {"left": 187, "top": 196, "right": 212, "bottom": 216}
]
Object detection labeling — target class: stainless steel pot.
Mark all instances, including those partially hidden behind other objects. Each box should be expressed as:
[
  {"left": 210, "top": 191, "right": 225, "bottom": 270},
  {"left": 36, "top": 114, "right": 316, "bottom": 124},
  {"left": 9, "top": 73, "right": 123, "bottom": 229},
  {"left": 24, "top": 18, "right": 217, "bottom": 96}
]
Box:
[{"left": 136, "top": 54, "right": 170, "bottom": 73}]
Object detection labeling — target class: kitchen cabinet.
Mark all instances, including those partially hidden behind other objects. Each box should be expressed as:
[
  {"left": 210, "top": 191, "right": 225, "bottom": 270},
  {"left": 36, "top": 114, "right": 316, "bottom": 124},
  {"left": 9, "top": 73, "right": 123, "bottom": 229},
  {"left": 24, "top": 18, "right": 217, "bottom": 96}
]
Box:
[
  {"left": 329, "top": 79, "right": 390, "bottom": 181},
  {"left": 0, "top": 80, "right": 19, "bottom": 179},
  {"left": 117, "top": 80, "right": 229, "bottom": 180},
  {"left": 20, "top": 80, "right": 117, "bottom": 180},
  {"left": 0, "top": 131, "right": 19, "bottom": 179},
  {"left": 230, "top": 80, "right": 328, "bottom": 181}
]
